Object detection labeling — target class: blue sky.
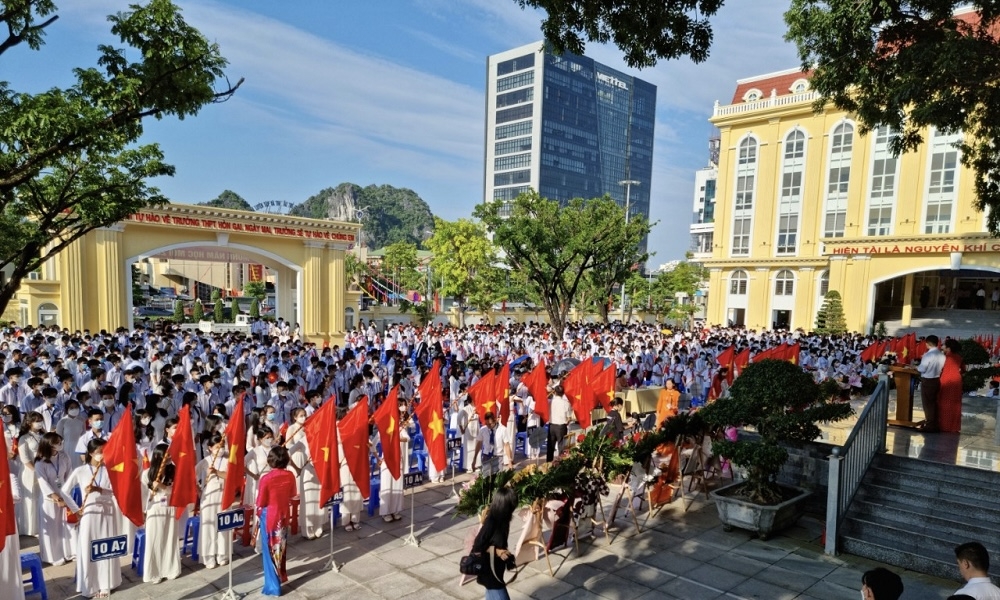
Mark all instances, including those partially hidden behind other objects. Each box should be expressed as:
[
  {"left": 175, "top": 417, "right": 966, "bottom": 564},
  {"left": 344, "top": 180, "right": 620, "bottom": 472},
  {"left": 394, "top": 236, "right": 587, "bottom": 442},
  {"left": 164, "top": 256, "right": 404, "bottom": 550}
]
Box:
[{"left": 8, "top": 0, "right": 800, "bottom": 265}]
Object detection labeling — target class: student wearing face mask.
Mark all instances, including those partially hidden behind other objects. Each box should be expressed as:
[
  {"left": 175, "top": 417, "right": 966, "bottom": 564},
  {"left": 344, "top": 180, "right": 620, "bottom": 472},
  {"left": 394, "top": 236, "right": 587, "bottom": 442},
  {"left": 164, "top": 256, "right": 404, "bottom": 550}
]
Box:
[
  {"left": 2, "top": 405, "right": 21, "bottom": 461},
  {"left": 38, "top": 387, "right": 61, "bottom": 432},
  {"left": 56, "top": 399, "right": 85, "bottom": 462},
  {"left": 285, "top": 407, "right": 323, "bottom": 539},
  {"left": 263, "top": 406, "right": 280, "bottom": 438},
  {"left": 34, "top": 432, "right": 76, "bottom": 565},
  {"left": 75, "top": 409, "right": 107, "bottom": 460},
  {"left": 63, "top": 438, "right": 122, "bottom": 599},
  {"left": 245, "top": 427, "right": 274, "bottom": 553},
  {"left": 378, "top": 398, "right": 412, "bottom": 523},
  {"left": 17, "top": 411, "right": 45, "bottom": 537}
]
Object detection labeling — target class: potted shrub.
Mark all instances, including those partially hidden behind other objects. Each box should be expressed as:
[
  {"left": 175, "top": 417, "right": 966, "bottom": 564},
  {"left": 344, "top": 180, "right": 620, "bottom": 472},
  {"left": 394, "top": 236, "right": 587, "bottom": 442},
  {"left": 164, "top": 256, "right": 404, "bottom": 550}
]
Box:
[{"left": 700, "top": 359, "right": 853, "bottom": 539}]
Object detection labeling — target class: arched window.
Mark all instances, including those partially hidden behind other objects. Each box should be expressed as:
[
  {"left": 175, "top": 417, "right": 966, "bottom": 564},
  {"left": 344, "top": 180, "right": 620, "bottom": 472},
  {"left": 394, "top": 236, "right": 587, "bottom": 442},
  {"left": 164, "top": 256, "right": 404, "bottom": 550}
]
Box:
[
  {"left": 743, "top": 88, "right": 763, "bottom": 102},
  {"left": 729, "top": 270, "right": 748, "bottom": 295},
  {"left": 790, "top": 79, "right": 809, "bottom": 94},
  {"left": 775, "top": 270, "right": 795, "bottom": 296},
  {"left": 776, "top": 130, "right": 806, "bottom": 254},
  {"left": 823, "top": 122, "right": 854, "bottom": 238},
  {"left": 731, "top": 137, "right": 758, "bottom": 256},
  {"left": 344, "top": 307, "right": 356, "bottom": 331},
  {"left": 818, "top": 270, "right": 830, "bottom": 297}
]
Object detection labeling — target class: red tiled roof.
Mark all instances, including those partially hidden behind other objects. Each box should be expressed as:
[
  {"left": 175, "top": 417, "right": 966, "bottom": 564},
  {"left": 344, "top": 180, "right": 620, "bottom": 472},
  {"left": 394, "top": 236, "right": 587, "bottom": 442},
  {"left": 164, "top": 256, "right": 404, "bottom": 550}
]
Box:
[{"left": 730, "top": 68, "right": 812, "bottom": 104}]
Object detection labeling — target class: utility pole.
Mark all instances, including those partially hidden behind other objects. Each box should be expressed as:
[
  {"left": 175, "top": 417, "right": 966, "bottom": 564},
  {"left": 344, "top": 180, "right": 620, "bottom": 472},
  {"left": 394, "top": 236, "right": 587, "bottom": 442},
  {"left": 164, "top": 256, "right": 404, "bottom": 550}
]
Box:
[{"left": 618, "top": 179, "right": 640, "bottom": 323}]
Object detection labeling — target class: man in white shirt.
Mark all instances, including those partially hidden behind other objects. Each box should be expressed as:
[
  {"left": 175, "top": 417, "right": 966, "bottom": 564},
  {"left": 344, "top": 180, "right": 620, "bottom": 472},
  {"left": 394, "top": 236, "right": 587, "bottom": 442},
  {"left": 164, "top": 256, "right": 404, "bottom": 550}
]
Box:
[
  {"left": 547, "top": 385, "right": 573, "bottom": 463},
  {"left": 470, "top": 412, "right": 512, "bottom": 476},
  {"left": 954, "top": 542, "right": 1000, "bottom": 600},
  {"left": 915, "top": 335, "right": 946, "bottom": 433}
]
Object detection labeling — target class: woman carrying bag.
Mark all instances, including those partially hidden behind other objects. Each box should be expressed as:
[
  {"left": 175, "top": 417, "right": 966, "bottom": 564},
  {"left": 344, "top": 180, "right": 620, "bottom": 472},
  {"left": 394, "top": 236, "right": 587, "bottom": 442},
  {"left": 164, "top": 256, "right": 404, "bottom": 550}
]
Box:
[{"left": 470, "top": 486, "right": 519, "bottom": 600}]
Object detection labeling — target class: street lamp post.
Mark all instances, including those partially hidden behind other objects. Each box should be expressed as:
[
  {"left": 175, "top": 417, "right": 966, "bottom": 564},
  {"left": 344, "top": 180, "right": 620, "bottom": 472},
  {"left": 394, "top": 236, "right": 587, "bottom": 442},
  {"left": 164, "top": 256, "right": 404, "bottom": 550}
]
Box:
[{"left": 618, "top": 179, "right": 639, "bottom": 323}]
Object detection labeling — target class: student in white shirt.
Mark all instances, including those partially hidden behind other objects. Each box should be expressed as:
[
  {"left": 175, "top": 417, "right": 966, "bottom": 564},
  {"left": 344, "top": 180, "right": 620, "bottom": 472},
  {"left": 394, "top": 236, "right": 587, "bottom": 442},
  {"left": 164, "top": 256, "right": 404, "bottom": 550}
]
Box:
[
  {"left": 470, "top": 412, "right": 511, "bottom": 476},
  {"left": 954, "top": 542, "right": 1000, "bottom": 600}
]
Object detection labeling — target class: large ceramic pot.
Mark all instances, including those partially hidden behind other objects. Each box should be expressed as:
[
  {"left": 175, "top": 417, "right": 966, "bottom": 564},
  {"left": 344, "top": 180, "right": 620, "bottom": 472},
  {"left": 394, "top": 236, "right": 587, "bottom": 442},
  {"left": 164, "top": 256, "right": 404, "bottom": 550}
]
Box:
[{"left": 709, "top": 481, "right": 810, "bottom": 540}]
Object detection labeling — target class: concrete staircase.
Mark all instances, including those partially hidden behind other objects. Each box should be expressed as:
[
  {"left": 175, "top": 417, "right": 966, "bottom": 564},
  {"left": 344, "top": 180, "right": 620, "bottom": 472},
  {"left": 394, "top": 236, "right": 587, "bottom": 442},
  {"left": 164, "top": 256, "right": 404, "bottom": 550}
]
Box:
[
  {"left": 840, "top": 453, "right": 1000, "bottom": 581},
  {"left": 885, "top": 308, "right": 1000, "bottom": 339}
]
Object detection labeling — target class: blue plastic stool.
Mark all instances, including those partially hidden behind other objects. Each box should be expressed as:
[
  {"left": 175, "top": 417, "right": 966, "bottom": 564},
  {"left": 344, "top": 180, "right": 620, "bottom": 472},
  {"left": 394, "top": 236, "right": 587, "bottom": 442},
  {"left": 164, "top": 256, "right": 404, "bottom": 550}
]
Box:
[
  {"left": 367, "top": 478, "right": 381, "bottom": 516},
  {"left": 182, "top": 515, "right": 200, "bottom": 561},
  {"left": 20, "top": 552, "right": 48, "bottom": 600},
  {"left": 515, "top": 431, "right": 527, "bottom": 457},
  {"left": 131, "top": 528, "right": 146, "bottom": 576}
]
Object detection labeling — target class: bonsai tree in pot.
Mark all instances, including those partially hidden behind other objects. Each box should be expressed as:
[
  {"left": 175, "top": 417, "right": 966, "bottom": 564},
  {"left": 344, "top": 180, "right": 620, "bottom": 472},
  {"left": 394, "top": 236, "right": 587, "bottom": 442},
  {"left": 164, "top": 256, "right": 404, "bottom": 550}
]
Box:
[{"left": 701, "top": 359, "right": 854, "bottom": 506}]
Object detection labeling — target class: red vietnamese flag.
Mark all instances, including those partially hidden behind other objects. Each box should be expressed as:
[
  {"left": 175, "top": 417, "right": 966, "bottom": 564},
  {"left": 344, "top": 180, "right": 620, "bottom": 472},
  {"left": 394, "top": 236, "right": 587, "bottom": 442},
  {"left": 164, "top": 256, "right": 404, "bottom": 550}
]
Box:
[
  {"left": 751, "top": 347, "right": 773, "bottom": 364},
  {"left": 415, "top": 361, "right": 447, "bottom": 472},
  {"left": 338, "top": 400, "right": 371, "bottom": 499},
  {"left": 785, "top": 343, "right": 801, "bottom": 365},
  {"left": 716, "top": 345, "right": 735, "bottom": 371},
  {"left": 523, "top": 360, "right": 549, "bottom": 423},
  {"left": 593, "top": 365, "right": 616, "bottom": 412},
  {"left": 494, "top": 363, "right": 511, "bottom": 425},
  {"left": 469, "top": 369, "right": 497, "bottom": 423},
  {"left": 167, "top": 405, "right": 199, "bottom": 512},
  {"left": 303, "top": 395, "right": 341, "bottom": 507},
  {"left": 104, "top": 405, "right": 144, "bottom": 527},
  {"left": 860, "top": 342, "right": 879, "bottom": 363},
  {"left": 221, "top": 394, "right": 247, "bottom": 508},
  {"left": 0, "top": 437, "right": 16, "bottom": 551},
  {"left": 734, "top": 348, "right": 751, "bottom": 373},
  {"left": 563, "top": 362, "right": 593, "bottom": 429},
  {"left": 373, "top": 386, "right": 403, "bottom": 480}
]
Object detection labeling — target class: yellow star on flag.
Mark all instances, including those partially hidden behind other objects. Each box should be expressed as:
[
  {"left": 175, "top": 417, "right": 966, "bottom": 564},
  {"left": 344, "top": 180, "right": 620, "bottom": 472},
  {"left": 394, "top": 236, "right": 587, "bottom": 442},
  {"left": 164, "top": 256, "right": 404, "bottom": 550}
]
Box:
[
  {"left": 111, "top": 462, "right": 124, "bottom": 473},
  {"left": 485, "top": 400, "right": 495, "bottom": 412},
  {"left": 388, "top": 415, "right": 396, "bottom": 435},
  {"left": 321, "top": 446, "right": 330, "bottom": 461},
  {"left": 428, "top": 412, "right": 445, "bottom": 440},
  {"left": 229, "top": 444, "right": 238, "bottom": 464}
]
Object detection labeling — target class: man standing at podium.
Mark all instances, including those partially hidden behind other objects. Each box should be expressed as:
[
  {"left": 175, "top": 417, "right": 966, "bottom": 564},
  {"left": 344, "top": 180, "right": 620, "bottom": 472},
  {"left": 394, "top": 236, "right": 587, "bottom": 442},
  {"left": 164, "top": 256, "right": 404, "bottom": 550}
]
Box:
[{"left": 915, "top": 335, "right": 945, "bottom": 433}]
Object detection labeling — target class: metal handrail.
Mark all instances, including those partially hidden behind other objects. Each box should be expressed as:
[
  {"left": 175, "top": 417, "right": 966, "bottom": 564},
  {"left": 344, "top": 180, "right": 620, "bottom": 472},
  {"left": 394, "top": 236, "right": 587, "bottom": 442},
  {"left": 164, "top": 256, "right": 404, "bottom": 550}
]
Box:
[{"left": 824, "top": 379, "right": 889, "bottom": 555}]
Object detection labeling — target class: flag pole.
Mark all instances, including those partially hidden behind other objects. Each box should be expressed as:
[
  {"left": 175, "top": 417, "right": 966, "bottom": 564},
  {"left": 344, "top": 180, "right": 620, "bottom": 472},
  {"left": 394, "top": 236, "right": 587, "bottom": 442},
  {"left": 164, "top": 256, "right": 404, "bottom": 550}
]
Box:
[
  {"left": 402, "top": 472, "right": 421, "bottom": 547},
  {"left": 323, "top": 491, "right": 343, "bottom": 572}
]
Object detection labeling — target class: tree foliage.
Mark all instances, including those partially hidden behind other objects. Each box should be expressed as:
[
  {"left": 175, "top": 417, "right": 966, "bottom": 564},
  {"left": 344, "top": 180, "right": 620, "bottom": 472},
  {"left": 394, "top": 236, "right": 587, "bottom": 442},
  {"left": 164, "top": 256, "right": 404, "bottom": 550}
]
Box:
[
  {"left": 199, "top": 190, "right": 253, "bottom": 211},
  {"left": 380, "top": 241, "right": 422, "bottom": 294},
  {"left": 576, "top": 210, "right": 650, "bottom": 322},
  {"left": 514, "top": 0, "right": 724, "bottom": 68},
  {"left": 243, "top": 280, "right": 266, "bottom": 301},
  {"left": 172, "top": 299, "right": 184, "bottom": 323},
  {"left": 700, "top": 359, "right": 854, "bottom": 504},
  {"left": 290, "top": 183, "right": 435, "bottom": 249},
  {"left": 425, "top": 217, "right": 499, "bottom": 326},
  {"left": 192, "top": 298, "right": 203, "bottom": 322},
  {"left": 0, "top": 0, "right": 241, "bottom": 317},
  {"left": 785, "top": 2, "right": 1000, "bottom": 232},
  {"left": 475, "top": 191, "right": 648, "bottom": 338},
  {"left": 814, "top": 290, "right": 847, "bottom": 335}
]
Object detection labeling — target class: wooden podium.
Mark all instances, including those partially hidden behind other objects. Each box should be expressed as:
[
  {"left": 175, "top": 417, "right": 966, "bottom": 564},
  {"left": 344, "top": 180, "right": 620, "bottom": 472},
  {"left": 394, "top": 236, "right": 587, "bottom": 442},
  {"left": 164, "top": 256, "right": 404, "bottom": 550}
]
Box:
[{"left": 889, "top": 365, "right": 923, "bottom": 428}]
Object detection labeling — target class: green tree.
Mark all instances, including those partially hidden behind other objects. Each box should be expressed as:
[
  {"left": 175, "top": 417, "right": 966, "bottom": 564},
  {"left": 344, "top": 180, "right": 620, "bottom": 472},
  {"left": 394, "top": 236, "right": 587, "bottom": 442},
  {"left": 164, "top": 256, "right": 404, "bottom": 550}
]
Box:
[
  {"left": 131, "top": 264, "right": 144, "bottom": 307},
  {"left": 249, "top": 298, "right": 260, "bottom": 318},
  {"left": 213, "top": 298, "right": 223, "bottom": 323},
  {"left": 425, "top": 217, "right": 499, "bottom": 327},
  {"left": 0, "top": 0, "right": 241, "bottom": 317},
  {"left": 200, "top": 190, "right": 253, "bottom": 211},
  {"left": 785, "top": 2, "right": 1000, "bottom": 233},
  {"left": 243, "top": 280, "right": 266, "bottom": 301},
  {"left": 513, "top": 0, "right": 723, "bottom": 68},
  {"left": 475, "top": 191, "right": 647, "bottom": 338},
  {"left": 814, "top": 290, "right": 847, "bottom": 335},
  {"left": 172, "top": 299, "right": 184, "bottom": 323},
  {"left": 344, "top": 252, "right": 369, "bottom": 290},
  {"left": 192, "top": 298, "right": 203, "bottom": 321},
  {"left": 575, "top": 206, "right": 651, "bottom": 323},
  {"left": 381, "top": 241, "right": 422, "bottom": 298}
]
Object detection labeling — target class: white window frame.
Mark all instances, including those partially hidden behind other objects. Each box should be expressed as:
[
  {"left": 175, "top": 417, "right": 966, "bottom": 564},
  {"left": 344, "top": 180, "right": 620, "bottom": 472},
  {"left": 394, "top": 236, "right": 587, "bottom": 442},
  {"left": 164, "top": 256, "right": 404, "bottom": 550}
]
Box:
[
  {"left": 742, "top": 88, "right": 763, "bottom": 103},
  {"left": 774, "top": 269, "right": 795, "bottom": 296},
  {"left": 922, "top": 127, "right": 962, "bottom": 235},
  {"left": 822, "top": 121, "right": 854, "bottom": 239},
  {"left": 775, "top": 128, "right": 806, "bottom": 255},
  {"left": 730, "top": 135, "right": 759, "bottom": 257},
  {"left": 865, "top": 125, "right": 899, "bottom": 237},
  {"left": 729, "top": 270, "right": 749, "bottom": 295}
]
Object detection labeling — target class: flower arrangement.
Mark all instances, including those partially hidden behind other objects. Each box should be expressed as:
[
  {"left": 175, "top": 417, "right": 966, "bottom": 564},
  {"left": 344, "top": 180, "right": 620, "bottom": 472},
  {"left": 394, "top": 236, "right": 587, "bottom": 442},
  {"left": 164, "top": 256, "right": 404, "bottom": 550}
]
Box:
[{"left": 454, "top": 412, "right": 709, "bottom": 518}]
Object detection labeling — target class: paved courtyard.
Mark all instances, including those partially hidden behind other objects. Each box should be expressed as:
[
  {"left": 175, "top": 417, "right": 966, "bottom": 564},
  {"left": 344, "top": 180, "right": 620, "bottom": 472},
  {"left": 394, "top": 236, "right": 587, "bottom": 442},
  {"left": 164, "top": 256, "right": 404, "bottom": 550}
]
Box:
[{"left": 21, "top": 473, "right": 961, "bottom": 600}]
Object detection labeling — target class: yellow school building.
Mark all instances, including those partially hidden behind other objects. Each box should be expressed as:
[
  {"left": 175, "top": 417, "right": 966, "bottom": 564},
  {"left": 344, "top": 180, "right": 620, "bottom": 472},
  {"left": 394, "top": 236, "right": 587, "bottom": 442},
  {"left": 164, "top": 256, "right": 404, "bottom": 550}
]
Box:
[{"left": 703, "top": 67, "right": 1000, "bottom": 333}]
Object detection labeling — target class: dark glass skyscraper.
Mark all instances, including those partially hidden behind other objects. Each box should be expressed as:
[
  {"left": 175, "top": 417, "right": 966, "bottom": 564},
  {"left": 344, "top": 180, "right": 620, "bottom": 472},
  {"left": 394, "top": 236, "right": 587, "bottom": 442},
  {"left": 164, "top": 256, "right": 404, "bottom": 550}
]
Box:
[{"left": 485, "top": 43, "right": 657, "bottom": 254}]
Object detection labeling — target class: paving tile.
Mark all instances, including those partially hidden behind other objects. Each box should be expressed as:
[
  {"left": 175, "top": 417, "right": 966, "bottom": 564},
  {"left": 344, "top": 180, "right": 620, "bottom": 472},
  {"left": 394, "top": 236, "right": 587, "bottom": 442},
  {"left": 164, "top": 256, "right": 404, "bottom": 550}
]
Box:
[
  {"left": 730, "top": 577, "right": 801, "bottom": 600},
  {"left": 752, "top": 564, "right": 821, "bottom": 594},
  {"left": 683, "top": 562, "right": 749, "bottom": 591},
  {"left": 657, "top": 576, "right": 726, "bottom": 600},
  {"left": 582, "top": 571, "right": 653, "bottom": 600}
]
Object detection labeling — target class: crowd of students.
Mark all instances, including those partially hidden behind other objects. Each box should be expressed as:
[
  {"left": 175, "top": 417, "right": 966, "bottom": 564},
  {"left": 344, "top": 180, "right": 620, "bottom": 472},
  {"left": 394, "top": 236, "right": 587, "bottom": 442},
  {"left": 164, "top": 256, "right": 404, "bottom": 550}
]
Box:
[{"left": 0, "top": 318, "right": 972, "bottom": 598}]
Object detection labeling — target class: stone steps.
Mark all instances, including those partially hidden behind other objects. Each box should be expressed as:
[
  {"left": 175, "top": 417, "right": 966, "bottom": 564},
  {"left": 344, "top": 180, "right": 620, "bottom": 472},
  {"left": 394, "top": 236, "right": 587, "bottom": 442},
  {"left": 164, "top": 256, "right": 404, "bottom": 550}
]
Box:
[{"left": 839, "top": 453, "right": 1000, "bottom": 580}]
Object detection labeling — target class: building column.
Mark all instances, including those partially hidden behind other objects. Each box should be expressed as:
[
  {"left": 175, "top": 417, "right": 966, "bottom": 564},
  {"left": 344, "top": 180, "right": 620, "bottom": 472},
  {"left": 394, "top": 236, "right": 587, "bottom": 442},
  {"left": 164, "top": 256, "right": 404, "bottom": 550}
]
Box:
[
  {"left": 274, "top": 266, "right": 296, "bottom": 324},
  {"left": 59, "top": 238, "right": 86, "bottom": 331},
  {"left": 94, "top": 226, "right": 127, "bottom": 330},
  {"left": 707, "top": 268, "right": 723, "bottom": 325},
  {"left": 901, "top": 273, "right": 915, "bottom": 327},
  {"left": 797, "top": 267, "right": 815, "bottom": 331},
  {"left": 302, "top": 242, "right": 326, "bottom": 340},
  {"left": 327, "top": 245, "right": 347, "bottom": 343},
  {"left": 753, "top": 267, "right": 770, "bottom": 329}
]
